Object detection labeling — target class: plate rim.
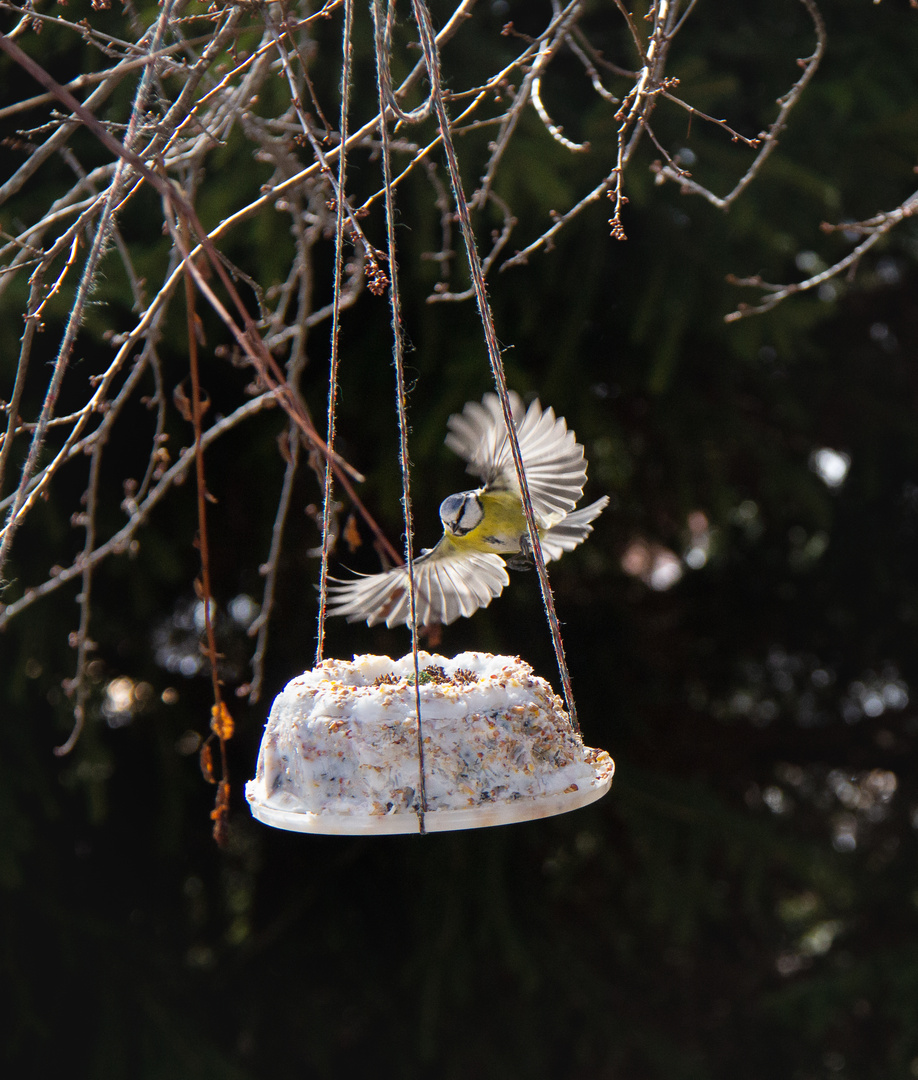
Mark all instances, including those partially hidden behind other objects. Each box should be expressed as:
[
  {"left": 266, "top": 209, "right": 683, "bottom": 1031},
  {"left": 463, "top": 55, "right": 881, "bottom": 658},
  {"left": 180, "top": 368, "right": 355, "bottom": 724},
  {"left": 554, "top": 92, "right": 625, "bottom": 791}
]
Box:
[{"left": 246, "top": 759, "right": 614, "bottom": 835}]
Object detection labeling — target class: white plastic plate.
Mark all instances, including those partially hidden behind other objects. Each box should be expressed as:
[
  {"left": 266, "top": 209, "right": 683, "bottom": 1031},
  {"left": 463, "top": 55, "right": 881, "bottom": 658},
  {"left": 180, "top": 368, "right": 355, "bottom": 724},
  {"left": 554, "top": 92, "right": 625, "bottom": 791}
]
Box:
[{"left": 246, "top": 755, "right": 613, "bottom": 835}]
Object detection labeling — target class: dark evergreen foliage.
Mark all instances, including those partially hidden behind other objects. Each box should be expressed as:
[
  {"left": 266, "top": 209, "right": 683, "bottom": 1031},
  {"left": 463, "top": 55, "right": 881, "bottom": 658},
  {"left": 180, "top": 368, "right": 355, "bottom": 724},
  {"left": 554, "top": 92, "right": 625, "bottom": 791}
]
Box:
[{"left": 3, "top": 3, "right": 918, "bottom": 1078}]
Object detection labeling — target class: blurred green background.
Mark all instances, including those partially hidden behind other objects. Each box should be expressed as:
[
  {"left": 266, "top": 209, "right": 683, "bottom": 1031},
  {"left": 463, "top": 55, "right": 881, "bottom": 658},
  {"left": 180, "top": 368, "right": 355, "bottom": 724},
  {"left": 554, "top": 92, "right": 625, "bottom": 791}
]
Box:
[{"left": 3, "top": 2, "right": 918, "bottom": 1078}]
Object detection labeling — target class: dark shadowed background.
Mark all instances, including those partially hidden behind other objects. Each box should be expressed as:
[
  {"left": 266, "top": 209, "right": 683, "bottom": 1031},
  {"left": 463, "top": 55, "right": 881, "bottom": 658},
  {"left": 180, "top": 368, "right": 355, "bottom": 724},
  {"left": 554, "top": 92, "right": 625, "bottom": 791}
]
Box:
[{"left": 3, "top": 2, "right": 918, "bottom": 1078}]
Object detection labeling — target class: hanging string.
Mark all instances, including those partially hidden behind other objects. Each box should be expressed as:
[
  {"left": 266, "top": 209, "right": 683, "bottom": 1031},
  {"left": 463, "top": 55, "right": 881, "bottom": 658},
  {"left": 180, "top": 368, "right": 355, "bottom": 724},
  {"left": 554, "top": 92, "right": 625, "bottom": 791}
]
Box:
[
  {"left": 374, "top": 0, "right": 435, "bottom": 124},
  {"left": 372, "top": 0, "right": 429, "bottom": 832},
  {"left": 409, "top": 0, "right": 581, "bottom": 733},
  {"left": 315, "top": 0, "right": 354, "bottom": 666}
]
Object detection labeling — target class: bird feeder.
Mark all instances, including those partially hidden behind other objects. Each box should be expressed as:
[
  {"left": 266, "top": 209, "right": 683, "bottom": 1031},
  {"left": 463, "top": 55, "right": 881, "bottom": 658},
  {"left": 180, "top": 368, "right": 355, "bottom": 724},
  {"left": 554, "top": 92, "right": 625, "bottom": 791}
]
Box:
[{"left": 245, "top": 651, "right": 613, "bottom": 835}]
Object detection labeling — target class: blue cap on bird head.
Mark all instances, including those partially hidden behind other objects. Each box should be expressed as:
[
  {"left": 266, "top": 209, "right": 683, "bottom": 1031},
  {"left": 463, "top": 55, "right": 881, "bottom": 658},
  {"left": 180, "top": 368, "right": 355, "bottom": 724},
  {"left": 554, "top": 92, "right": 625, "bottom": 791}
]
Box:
[{"left": 440, "top": 491, "right": 484, "bottom": 536}]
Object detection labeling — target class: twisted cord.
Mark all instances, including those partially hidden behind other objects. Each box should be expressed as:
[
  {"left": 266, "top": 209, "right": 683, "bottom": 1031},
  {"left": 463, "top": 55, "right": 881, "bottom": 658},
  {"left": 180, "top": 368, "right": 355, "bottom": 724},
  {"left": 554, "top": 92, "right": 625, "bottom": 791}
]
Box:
[
  {"left": 316, "top": 0, "right": 355, "bottom": 665},
  {"left": 409, "top": 0, "right": 581, "bottom": 733},
  {"left": 373, "top": 0, "right": 434, "bottom": 124},
  {"left": 372, "top": 0, "right": 429, "bottom": 831}
]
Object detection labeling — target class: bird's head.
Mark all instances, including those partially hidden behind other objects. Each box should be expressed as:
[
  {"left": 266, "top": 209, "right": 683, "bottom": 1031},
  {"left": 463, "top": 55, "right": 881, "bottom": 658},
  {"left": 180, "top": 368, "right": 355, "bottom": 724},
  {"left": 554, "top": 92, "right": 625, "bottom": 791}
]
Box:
[{"left": 439, "top": 491, "right": 484, "bottom": 536}]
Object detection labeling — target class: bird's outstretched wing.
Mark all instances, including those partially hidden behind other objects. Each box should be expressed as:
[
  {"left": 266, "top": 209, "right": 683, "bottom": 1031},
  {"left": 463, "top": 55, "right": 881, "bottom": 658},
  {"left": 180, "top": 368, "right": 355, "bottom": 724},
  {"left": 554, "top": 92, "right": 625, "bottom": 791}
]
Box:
[
  {"left": 444, "top": 392, "right": 587, "bottom": 525},
  {"left": 539, "top": 496, "right": 610, "bottom": 562},
  {"left": 324, "top": 543, "right": 509, "bottom": 628}
]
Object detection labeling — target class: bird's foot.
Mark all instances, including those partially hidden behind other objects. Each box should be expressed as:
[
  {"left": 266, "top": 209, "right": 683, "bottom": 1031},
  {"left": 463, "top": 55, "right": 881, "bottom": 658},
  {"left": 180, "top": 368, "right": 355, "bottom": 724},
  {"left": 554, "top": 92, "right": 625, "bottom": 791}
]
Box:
[{"left": 506, "top": 535, "right": 534, "bottom": 571}]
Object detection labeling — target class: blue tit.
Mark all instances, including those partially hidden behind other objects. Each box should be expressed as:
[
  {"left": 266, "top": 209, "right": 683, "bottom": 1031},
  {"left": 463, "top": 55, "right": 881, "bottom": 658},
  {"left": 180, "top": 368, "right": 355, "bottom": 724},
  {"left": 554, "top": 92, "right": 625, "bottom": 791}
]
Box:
[{"left": 325, "top": 391, "right": 609, "bottom": 627}]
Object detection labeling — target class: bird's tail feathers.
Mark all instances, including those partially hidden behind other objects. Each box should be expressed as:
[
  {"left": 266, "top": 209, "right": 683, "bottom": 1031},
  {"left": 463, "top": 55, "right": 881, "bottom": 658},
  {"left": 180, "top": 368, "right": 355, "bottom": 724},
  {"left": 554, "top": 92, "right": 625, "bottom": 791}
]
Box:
[{"left": 539, "top": 496, "right": 609, "bottom": 562}]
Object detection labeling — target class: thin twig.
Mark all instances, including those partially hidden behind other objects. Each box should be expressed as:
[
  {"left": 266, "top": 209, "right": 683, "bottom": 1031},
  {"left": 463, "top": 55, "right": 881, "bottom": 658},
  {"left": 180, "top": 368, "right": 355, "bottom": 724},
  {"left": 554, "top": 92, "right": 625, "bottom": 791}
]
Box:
[
  {"left": 247, "top": 421, "right": 300, "bottom": 705},
  {"left": 0, "top": 2, "right": 175, "bottom": 583},
  {"left": 0, "top": 394, "right": 279, "bottom": 630},
  {"left": 652, "top": 0, "right": 826, "bottom": 210},
  {"left": 725, "top": 189, "right": 918, "bottom": 322}
]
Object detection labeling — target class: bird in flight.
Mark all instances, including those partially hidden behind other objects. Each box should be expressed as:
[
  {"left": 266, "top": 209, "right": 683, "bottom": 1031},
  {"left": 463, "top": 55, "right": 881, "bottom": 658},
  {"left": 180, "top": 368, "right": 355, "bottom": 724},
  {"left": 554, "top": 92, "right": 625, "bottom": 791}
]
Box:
[{"left": 325, "top": 391, "right": 608, "bottom": 628}]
